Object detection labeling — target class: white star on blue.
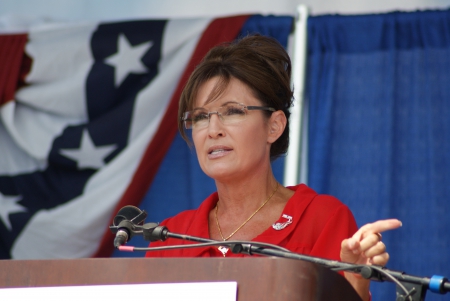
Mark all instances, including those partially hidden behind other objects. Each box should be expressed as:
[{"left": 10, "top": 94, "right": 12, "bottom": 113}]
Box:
[
  {"left": 60, "top": 129, "right": 117, "bottom": 169},
  {"left": 0, "top": 192, "right": 26, "bottom": 231},
  {"left": 105, "top": 33, "right": 153, "bottom": 87}
]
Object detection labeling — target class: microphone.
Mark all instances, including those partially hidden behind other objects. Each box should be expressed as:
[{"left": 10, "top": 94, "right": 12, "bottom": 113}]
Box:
[
  {"left": 110, "top": 205, "right": 148, "bottom": 248},
  {"left": 113, "top": 220, "right": 134, "bottom": 248},
  {"left": 114, "top": 230, "right": 128, "bottom": 248}
]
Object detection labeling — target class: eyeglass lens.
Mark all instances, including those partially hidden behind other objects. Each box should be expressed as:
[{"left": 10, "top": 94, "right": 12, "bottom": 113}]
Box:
[{"left": 185, "top": 103, "right": 247, "bottom": 129}]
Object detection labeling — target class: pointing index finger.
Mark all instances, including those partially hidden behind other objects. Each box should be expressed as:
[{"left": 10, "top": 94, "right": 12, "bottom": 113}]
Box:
[{"left": 352, "top": 219, "right": 402, "bottom": 240}]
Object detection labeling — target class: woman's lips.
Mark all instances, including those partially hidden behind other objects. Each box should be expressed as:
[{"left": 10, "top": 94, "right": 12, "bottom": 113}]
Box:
[{"left": 207, "top": 147, "right": 233, "bottom": 159}]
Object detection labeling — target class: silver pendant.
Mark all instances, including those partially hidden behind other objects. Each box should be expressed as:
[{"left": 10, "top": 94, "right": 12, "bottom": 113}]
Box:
[
  {"left": 272, "top": 214, "right": 293, "bottom": 230},
  {"left": 218, "top": 246, "right": 229, "bottom": 257}
]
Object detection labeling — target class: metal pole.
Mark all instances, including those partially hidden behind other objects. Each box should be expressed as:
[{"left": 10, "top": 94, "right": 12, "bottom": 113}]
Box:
[{"left": 283, "top": 4, "right": 309, "bottom": 186}]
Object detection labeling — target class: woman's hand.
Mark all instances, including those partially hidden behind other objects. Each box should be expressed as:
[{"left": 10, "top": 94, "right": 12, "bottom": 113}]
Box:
[
  {"left": 341, "top": 219, "right": 402, "bottom": 265},
  {"left": 340, "top": 219, "right": 402, "bottom": 301}
]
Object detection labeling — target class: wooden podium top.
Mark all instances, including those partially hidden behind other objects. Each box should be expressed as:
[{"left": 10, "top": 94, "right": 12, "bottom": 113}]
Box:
[{"left": 0, "top": 257, "right": 361, "bottom": 301}]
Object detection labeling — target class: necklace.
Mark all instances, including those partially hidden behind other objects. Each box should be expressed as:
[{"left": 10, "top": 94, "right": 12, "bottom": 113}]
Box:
[{"left": 215, "top": 183, "right": 279, "bottom": 242}]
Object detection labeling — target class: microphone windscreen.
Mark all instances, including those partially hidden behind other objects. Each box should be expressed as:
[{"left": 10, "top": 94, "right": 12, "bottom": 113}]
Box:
[{"left": 113, "top": 205, "right": 142, "bottom": 226}]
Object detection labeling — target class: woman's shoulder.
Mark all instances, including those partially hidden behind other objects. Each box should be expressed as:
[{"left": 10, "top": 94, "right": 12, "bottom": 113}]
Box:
[
  {"left": 160, "top": 208, "right": 198, "bottom": 228},
  {"left": 286, "top": 184, "right": 357, "bottom": 233},
  {"left": 159, "top": 191, "right": 218, "bottom": 231},
  {"left": 287, "top": 183, "right": 351, "bottom": 213}
]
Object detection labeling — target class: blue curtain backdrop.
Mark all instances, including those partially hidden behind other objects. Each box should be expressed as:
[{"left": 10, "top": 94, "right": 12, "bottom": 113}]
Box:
[{"left": 307, "top": 9, "right": 450, "bottom": 301}]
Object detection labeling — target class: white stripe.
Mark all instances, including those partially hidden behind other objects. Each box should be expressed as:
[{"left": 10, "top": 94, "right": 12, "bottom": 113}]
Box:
[
  {"left": 0, "top": 101, "right": 84, "bottom": 175},
  {"left": 15, "top": 21, "right": 96, "bottom": 117},
  {"left": 0, "top": 117, "right": 47, "bottom": 175},
  {"left": 0, "top": 21, "right": 96, "bottom": 175}
]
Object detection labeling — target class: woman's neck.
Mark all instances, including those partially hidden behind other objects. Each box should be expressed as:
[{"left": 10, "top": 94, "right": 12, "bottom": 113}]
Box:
[
  {"left": 209, "top": 172, "right": 294, "bottom": 242},
  {"left": 214, "top": 172, "right": 279, "bottom": 215}
]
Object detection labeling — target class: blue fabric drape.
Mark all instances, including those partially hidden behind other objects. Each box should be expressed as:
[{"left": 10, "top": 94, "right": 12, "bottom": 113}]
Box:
[
  {"left": 307, "top": 10, "right": 450, "bottom": 301},
  {"left": 112, "top": 15, "right": 291, "bottom": 256}
]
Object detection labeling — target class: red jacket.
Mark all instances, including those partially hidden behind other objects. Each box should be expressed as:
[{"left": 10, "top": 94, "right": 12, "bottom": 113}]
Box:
[{"left": 145, "top": 184, "right": 357, "bottom": 261}]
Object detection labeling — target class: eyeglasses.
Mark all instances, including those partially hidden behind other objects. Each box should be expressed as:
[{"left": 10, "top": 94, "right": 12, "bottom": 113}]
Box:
[{"left": 182, "top": 102, "right": 276, "bottom": 130}]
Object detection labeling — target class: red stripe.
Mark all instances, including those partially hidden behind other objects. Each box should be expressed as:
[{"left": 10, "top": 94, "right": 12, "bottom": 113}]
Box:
[
  {"left": 0, "top": 34, "right": 29, "bottom": 106},
  {"left": 93, "top": 15, "right": 250, "bottom": 257}
]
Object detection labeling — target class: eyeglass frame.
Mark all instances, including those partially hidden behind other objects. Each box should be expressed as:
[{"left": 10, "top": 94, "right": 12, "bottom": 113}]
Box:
[{"left": 181, "top": 102, "right": 276, "bottom": 130}]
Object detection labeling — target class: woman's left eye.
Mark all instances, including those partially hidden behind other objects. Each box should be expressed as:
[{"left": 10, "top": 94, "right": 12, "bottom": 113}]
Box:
[{"left": 224, "top": 106, "right": 245, "bottom": 116}]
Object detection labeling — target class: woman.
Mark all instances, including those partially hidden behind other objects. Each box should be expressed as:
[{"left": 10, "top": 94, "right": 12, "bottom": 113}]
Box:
[{"left": 145, "top": 35, "right": 401, "bottom": 301}]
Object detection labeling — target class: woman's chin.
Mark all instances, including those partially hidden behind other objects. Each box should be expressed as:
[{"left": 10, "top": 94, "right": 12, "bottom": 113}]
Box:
[{"left": 204, "top": 166, "right": 240, "bottom": 182}]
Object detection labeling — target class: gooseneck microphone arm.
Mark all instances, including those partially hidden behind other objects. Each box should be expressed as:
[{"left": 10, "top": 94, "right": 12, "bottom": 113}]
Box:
[{"left": 109, "top": 208, "right": 450, "bottom": 301}]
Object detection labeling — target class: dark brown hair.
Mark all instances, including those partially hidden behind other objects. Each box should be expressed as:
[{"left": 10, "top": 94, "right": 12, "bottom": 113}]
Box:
[{"left": 178, "top": 34, "right": 293, "bottom": 160}]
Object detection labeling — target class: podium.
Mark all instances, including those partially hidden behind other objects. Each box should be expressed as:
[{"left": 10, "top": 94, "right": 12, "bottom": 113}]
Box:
[{"left": 0, "top": 257, "right": 361, "bottom": 301}]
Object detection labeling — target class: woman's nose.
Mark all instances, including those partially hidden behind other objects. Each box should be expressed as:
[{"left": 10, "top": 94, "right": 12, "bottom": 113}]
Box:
[{"left": 207, "top": 113, "right": 224, "bottom": 137}]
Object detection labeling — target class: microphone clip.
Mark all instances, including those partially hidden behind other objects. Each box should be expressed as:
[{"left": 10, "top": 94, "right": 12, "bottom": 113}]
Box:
[{"left": 142, "top": 223, "right": 169, "bottom": 242}]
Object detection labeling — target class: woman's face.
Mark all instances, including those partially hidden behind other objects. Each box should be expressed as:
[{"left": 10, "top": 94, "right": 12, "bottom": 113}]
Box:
[{"left": 191, "top": 77, "right": 273, "bottom": 182}]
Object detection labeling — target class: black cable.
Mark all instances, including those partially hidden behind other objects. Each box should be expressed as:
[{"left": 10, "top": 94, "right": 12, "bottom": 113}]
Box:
[
  {"left": 125, "top": 240, "right": 293, "bottom": 253},
  {"left": 333, "top": 265, "right": 413, "bottom": 300}
]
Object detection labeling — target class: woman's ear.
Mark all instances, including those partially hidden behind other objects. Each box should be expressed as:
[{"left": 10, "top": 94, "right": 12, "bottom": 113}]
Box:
[{"left": 267, "top": 110, "right": 287, "bottom": 143}]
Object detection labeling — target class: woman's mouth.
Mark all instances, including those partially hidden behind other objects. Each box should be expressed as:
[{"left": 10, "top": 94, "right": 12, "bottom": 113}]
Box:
[{"left": 208, "top": 147, "right": 232, "bottom": 158}]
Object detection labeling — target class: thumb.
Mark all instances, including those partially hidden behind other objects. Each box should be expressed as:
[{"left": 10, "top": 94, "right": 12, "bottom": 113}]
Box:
[{"left": 340, "top": 237, "right": 362, "bottom": 263}]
